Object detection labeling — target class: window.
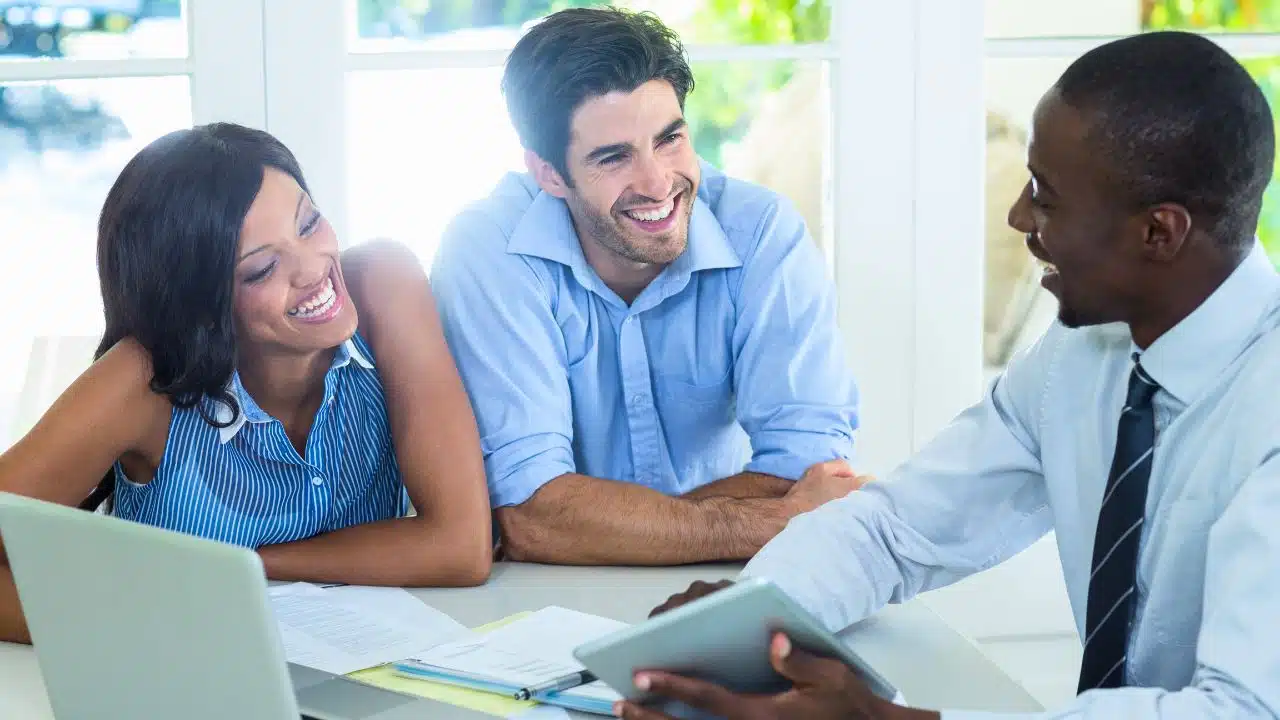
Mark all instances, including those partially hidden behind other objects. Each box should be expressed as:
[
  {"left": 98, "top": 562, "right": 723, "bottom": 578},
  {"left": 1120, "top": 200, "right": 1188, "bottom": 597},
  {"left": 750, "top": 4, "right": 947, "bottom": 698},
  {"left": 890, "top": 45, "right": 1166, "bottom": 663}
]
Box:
[
  {"left": 0, "top": 0, "right": 185, "bottom": 57},
  {"left": 0, "top": 0, "right": 981, "bottom": 479},
  {"left": 0, "top": 2, "right": 266, "bottom": 444},
  {"left": 349, "top": 0, "right": 830, "bottom": 50},
  {"left": 982, "top": 1, "right": 1280, "bottom": 374},
  {"left": 263, "top": 0, "right": 952, "bottom": 476},
  {"left": 346, "top": 59, "right": 830, "bottom": 268},
  {"left": 986, "top": 0, "right": 1280, "bottom": 36},
  {"left": 0, "top": 75, "right": 192, "bottom": 340},
  {"left": 342, "top": 1, "right": 833, "bottom": 269}
]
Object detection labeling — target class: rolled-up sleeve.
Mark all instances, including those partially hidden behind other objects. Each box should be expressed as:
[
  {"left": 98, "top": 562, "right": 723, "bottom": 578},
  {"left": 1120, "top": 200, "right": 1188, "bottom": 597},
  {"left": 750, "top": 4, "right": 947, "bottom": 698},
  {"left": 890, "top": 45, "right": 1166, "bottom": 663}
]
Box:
[
  {"left": 730, "top": 198, "right": 858, "bottom": 480},
  {"left": 429, "top": 212, "right": 574, "bottom": 508}
]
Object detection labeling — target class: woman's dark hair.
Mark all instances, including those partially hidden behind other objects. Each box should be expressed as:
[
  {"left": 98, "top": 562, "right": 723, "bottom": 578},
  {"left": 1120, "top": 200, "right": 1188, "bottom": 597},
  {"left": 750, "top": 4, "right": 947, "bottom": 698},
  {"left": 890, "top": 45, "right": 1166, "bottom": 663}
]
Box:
[{"left": 79, "top": 123, "right": 310, "bottom": 511}]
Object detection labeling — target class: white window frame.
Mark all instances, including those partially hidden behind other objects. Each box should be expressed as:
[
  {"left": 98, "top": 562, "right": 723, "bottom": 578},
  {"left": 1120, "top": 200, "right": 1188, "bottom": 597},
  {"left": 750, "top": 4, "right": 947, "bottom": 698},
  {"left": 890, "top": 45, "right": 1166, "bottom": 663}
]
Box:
[
  {"left": 258, "top": 0, "right": 990, "bottom": 476},
  {"left": 0, "top": 0, "right": 269, "bottom": 444},
  {"left": 189, "top": 0, "right": 268, "bottom": 127},
  {"left": 0, "top": 1, "right": 268, "bottom": 126},
  {"left": 12, "top": 4, "right": 1279, "bottom": 475},
  {"left": 908, "top": 25, "right": 1280, "bottom": 453},
  {"left": 835, "top": 2, "right": 986, "bottom": 468}
]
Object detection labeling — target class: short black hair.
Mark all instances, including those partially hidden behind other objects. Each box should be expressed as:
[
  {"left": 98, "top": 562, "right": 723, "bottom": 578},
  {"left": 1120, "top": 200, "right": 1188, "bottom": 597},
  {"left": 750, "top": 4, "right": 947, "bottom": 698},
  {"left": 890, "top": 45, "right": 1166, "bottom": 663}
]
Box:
[
  {"left": 1054, "top": 30, "right": 1274, "bottom": 252},
  {"left": 501, "top": 6, "right": 694, "bottom": 183}
]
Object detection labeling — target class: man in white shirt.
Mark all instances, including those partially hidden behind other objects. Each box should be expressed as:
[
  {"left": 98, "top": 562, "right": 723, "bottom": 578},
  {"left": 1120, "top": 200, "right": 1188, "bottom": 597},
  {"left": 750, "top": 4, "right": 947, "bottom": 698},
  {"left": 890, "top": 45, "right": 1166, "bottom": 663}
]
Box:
[{"left": 614, "top": 31, "right": 1280, "bottom": 720}]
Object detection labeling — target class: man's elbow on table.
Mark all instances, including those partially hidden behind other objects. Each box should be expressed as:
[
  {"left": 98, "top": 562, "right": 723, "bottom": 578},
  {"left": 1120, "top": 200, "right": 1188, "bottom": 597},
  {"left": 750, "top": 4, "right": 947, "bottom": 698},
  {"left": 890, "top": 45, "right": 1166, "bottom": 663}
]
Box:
[{"left": 493, "top": 503, "right": 552, "bottom": 564}]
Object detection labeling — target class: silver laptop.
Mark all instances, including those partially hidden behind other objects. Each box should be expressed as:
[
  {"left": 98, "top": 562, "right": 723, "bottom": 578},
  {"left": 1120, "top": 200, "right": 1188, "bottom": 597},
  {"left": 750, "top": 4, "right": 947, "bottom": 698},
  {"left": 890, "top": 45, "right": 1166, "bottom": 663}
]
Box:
[{"left": 0, "top": 491, "right": 488, "bottom": 719}]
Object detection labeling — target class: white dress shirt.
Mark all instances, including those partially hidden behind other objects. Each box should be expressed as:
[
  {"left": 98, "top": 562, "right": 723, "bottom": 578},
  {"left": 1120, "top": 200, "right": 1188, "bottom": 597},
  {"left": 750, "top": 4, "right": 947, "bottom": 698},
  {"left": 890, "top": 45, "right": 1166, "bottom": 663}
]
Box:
[{"left": 742, "top": 244, "right": 1280, "bottom": 718}]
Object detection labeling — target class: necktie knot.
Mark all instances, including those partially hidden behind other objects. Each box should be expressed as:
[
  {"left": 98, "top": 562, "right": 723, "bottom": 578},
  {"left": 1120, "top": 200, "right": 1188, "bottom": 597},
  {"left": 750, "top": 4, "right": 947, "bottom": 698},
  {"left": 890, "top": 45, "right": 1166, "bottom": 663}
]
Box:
[{"left": 1126, "top": 361, "right": 1159, "bottom": 409}]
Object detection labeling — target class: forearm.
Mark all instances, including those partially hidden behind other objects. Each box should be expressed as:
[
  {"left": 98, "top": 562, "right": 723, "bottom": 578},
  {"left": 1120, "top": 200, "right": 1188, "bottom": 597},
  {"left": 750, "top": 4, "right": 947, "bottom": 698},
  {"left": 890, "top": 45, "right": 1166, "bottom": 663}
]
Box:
[
  {"left": 259, "top": 516, "right": 490, "bottom": 588},
  {"left": 0, "top": 564, "right": 30, "bottom": 645},
  {"left": 682, "top": 472, "right": 792, "bottom": 500},
  {"left": 499, "top": 474, "right": 791, "bottom": 566}
]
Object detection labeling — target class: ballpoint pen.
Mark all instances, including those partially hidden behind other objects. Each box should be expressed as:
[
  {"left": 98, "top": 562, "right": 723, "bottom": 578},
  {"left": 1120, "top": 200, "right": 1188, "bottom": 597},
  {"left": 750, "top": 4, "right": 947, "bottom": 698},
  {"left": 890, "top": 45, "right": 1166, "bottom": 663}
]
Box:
[{"left": 512, "top": 670, "right": 598, "bottom": 701}]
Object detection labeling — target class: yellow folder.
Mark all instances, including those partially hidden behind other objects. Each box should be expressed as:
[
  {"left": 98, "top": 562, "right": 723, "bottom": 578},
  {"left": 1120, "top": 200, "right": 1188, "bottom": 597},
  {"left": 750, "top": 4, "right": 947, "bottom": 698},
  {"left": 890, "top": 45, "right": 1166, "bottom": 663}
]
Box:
[{"left": 346, "top": 612, "right": 536, "bottom": 717}]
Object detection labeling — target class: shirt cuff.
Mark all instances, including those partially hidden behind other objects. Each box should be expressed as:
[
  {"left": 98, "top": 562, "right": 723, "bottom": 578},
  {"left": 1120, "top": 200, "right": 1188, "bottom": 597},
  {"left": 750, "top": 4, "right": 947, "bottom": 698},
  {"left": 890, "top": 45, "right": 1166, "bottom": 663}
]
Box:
[
  {"left": 744, "top": 434, "right": 854, "bottom": 481},
  {"left": 487, "top": 447, "right": 575, "bottom": 508}
]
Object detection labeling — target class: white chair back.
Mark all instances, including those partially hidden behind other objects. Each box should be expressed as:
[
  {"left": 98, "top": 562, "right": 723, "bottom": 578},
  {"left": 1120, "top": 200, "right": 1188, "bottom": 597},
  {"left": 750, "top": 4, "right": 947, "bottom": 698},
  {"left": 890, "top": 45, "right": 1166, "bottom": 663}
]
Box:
[{"left": 13, "top": 335, "right": 100, "bottom": 443}]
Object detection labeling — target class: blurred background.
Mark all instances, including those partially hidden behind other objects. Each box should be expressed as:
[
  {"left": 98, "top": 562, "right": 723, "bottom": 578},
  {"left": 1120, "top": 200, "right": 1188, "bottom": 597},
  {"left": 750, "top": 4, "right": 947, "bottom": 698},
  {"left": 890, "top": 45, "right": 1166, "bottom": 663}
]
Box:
[
  {"left": 1, "top": 1, "right": 1277, "bottom": 706},
  {"left": 3, "top": 1, "right": 1276, "bottom": 391}
]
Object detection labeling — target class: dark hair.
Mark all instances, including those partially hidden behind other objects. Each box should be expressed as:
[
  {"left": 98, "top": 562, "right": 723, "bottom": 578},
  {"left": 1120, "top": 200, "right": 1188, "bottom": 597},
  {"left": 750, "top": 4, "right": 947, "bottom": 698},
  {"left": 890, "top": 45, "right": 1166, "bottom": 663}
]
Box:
[
  {"left": 501, "top": 6, "right": 694, "bottom": 183},
  {"left": 1054, "top": 30, "right": 1275, "bottom": 252},
  {"left": 79, "top": 122, "right": 309, "bottom": 511}
]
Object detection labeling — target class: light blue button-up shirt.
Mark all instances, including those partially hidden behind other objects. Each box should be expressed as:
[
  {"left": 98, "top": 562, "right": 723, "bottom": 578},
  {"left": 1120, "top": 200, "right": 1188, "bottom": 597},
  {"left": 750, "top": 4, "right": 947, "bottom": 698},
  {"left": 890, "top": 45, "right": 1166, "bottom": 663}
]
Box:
[
  {"left": 744, "top": 244, "right": 1280, "bottom": 718},
  {"left": 431, "top": 162, "right": 858, "bottom": 508}
]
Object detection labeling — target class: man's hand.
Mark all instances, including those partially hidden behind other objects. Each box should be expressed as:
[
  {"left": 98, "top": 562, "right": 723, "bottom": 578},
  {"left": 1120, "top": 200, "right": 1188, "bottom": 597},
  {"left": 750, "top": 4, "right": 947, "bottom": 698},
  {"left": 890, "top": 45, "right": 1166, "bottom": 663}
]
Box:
[
  {"left": 648, "top": 579, "right": 734, "bottom": 618},
  {"left": 784, "top": 460, "right": 871, "bottom": 516},
  {"left": 614, "top": 633, "right": 937, "bottom": 720},
  {"left": 645, "top": 461, "right": 870, "bottom": 619}
]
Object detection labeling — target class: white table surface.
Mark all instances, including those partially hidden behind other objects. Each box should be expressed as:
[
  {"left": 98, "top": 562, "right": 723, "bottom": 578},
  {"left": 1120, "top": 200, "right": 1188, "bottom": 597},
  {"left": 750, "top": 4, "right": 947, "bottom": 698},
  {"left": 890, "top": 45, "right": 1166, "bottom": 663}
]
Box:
[{"left": 0, "top": 562, "right": 1044, "bottom": 718}]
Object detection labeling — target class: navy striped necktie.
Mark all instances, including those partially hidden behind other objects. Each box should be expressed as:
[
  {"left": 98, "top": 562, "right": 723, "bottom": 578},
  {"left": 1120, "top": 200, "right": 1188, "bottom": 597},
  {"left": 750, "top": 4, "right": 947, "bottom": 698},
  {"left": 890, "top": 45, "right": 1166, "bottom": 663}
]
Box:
[{"left": 1078, "top": 357, "right": 1160, "bottom": 693}]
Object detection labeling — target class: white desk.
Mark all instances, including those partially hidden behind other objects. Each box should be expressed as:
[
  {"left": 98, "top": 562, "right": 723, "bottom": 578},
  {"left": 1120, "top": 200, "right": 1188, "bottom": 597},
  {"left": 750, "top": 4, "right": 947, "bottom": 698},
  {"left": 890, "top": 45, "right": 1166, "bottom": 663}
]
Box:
[{"left": 0, "top": 562, "right": 1044, "bottom": 718}]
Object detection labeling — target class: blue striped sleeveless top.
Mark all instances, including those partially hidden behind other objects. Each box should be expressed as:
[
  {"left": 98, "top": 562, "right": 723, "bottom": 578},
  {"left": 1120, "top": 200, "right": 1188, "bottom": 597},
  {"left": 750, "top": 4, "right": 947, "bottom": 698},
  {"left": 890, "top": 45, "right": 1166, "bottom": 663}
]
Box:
[{"left": 112, "top": 333, "right": 409, "bottom": 548}]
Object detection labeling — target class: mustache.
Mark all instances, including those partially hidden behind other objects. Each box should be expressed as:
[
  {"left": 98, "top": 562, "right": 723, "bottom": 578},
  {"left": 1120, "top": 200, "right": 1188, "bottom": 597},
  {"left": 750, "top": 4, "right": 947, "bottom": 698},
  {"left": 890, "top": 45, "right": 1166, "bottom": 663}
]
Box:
[{"left": 615, "top": 178, "right": 694, "bottom": 208}]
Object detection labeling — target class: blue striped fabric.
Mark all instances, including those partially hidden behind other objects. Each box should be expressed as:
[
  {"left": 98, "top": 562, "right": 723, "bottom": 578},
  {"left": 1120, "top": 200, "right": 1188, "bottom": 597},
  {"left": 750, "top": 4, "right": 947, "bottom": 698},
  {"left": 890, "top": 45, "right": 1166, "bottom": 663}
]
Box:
[{"left": 112, "top": 333, "right": 409, "bottom": 548}]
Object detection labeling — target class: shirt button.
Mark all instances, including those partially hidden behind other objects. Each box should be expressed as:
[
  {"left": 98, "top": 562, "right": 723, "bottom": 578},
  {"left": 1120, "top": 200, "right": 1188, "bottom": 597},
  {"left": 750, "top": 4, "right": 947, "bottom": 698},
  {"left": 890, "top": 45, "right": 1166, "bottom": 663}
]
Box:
[
  {"left": 311, "top": 476, "right": 324, "bottom": 487},
  {"left": 631, "top": 394, "right": 644, "bottom": 406}
]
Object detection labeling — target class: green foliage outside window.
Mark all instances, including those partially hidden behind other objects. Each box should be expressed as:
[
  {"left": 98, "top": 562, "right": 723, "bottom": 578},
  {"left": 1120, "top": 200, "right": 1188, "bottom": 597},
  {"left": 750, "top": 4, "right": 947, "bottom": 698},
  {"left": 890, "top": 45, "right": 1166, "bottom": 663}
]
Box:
[
  {"left": 1145, "top": 0, "right": 1280, "bottom": 30},
  {"left": 683, "top": 0, "right": 828, "bottom": 168},
  {"left": 356, "top": 1, "right": 1280, "bottom": 264},
  {"left": 1145, "top": 0, "right": 1280, "bottom": 265},
  {"left": 354, "top": 1, "right": 828, "bottom": 168}
]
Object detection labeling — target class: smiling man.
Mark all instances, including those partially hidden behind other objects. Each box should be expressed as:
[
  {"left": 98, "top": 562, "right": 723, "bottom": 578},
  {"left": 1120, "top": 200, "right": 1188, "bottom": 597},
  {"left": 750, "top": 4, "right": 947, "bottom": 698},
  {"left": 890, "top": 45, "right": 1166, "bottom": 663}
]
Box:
[
  {"left": 429, "top": 7, "right": 862, "bottom": 566},
  {"left": 629, "top": 31, "right": 1280, "bottom": 720}
]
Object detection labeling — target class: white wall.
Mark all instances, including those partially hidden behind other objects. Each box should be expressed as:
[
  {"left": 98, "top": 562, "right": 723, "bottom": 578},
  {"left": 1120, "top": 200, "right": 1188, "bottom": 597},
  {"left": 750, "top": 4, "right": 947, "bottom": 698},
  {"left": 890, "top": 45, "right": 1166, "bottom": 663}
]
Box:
[{"left": 987, "top": 2, "right": 1139, "bottom": 125}]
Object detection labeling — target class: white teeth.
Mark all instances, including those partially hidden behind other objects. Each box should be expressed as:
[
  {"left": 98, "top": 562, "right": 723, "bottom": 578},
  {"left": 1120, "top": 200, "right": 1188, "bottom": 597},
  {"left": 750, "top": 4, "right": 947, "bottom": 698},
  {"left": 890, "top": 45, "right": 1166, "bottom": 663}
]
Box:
[
  {"left": 288, "top": 278, "right": 336, "bottom": 318},
  {"left": 626, "top": 201, "right": 674, "bottom": 223}
]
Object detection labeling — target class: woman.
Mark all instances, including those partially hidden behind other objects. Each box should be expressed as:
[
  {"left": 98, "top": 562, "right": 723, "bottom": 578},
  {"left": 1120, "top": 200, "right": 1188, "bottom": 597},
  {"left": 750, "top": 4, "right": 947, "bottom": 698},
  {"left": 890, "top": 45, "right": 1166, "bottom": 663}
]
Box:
[{"left": 0, "top": 123, "right": 492, "bottom": 644}]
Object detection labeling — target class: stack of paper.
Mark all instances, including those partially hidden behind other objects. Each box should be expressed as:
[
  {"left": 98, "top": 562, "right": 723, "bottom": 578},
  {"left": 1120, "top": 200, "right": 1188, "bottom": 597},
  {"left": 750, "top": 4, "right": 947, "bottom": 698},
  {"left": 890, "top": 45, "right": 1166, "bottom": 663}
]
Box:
[
  {"left": 267, "top": 582, "right": 472, "bottom": 674},
  {"left": 349, "top": 613, "right": 543, "bottom": 717},
  {"left": 395, "top": 606, "right": 629, "bottom": 715}
]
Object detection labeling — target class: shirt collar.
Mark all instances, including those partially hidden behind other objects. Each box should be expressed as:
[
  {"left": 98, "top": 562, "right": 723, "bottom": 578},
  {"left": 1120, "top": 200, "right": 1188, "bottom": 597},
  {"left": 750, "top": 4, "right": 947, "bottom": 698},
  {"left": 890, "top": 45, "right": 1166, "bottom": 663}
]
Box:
[
  {"left": 505, "top": 161, "right": 742, "bottom": 302},
  {"left": 1137, "top": 241, "right": 1280, "bottom": 405},
  {"left": 670, "top": 195, "right": 741, "bottom": 273},
  {"left": 215, "top": 338, "right": 372, "bottom": 444}
]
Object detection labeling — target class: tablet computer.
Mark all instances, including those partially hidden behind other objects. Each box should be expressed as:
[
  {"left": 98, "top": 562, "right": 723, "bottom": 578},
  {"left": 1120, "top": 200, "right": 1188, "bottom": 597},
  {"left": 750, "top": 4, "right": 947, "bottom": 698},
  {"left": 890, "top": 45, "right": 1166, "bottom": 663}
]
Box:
[{"left": 572, "top": 577, "right": 898, "bottom": 704}]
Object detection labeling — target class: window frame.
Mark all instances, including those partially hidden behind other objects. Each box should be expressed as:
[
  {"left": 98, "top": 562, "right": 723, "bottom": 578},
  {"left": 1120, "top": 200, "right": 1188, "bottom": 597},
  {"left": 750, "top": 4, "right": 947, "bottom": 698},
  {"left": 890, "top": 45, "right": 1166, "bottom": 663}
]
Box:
[
  {"left": 0, "top": 0, "right": 268, "bottom": 443},
  {"left": 0, "top": 1, "right": 991, "bottom": 475},
  {"left": 918, "top": 19, "right": 1280, "bottom": 456},
  {"left": 258, "top": 1, "right": 987, "bottom": 476},
  {"left": 0, "top": 1, "right": 269, "bottom": 125}
]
